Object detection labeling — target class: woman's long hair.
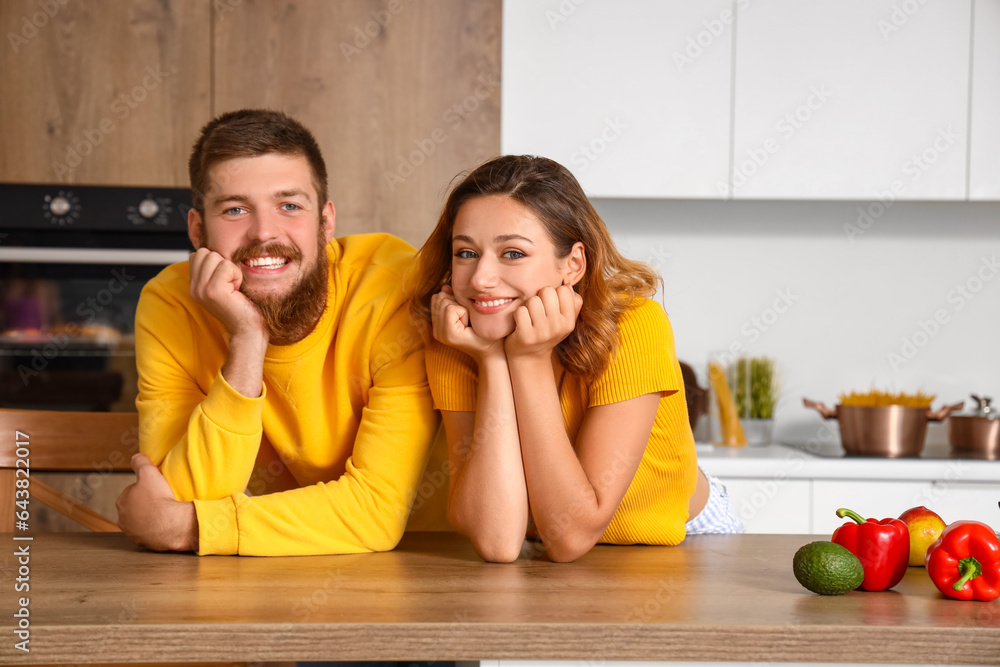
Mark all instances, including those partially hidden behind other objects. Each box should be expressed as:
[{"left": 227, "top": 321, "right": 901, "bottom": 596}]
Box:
[{"left": 410, "top": 155, "right": 661, "bottom": 382}]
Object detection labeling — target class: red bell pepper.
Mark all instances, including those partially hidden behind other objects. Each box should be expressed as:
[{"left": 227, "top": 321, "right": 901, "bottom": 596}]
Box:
[
  {"left": 925, "top": 520, "right": 1000, "bottom": 601},
  {"left": 831, "top": 507, "right": 909, "bottom": 591}
]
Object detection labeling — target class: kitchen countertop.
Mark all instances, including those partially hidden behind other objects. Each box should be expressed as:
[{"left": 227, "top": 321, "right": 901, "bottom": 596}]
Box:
[
  {"left": 697, "top": 442, "right": 999, "bottom": 482},
  {"left": 4, "top": 531, "right": 999, "bottom": 665}
]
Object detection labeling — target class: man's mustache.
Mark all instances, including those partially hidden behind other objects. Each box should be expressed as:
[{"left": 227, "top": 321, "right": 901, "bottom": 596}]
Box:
[{"left": 231, "top": 242, "right": 302, "bottom": 266}]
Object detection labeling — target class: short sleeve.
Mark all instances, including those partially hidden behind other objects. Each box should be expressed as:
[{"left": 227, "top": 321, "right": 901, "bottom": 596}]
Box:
[
  {"left": 425, "top": 339, "right": 478, "bottom": 412},
  {"left": 589, "top": 299, "right": 681, "bottom": 407}
]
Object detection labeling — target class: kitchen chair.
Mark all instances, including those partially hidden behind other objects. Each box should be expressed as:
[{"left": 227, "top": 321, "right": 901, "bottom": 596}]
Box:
[{"left": 0, "top": 408, "right": 138, "bottom": 532}]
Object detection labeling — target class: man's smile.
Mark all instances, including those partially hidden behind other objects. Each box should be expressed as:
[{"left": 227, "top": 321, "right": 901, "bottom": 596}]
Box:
[{"left": 243, "top": 255, "right": 290, "bottom": 270}]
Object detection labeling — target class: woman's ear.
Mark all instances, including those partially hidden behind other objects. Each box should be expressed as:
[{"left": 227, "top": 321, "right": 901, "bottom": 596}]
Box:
[{"left": 563, "top": 242, "right": 587, "bottom": 287}]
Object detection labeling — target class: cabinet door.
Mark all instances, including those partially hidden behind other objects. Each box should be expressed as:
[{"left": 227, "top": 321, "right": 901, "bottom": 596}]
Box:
[
  {"left": 970, "top": 0, "right": 1000, "bottom": 199},
  {"left": 732, "top": 0, "right": 971, "bottom": 199},
  {"left": 0, "top": 0, "right": 210, "bottom": 186},
  {"left": 812, "top": 479, "right": 1000, "bottom": 535},
  {"left": 502, "top": 0, "right": 732, "bottom": 198},
  {"left": 214, "top": 0, "right": 501, "bottom": 246},
  {"left": 716, "top": 478, "right": 812, "bottom": 534}
]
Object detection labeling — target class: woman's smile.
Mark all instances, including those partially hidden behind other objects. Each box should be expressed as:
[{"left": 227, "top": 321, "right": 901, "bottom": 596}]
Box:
[{"left": 470, "top": 296, "right": 517, "bottom": 314}]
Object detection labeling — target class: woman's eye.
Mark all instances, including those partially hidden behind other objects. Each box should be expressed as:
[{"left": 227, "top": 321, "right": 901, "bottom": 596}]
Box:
[
  {"left": 281, "top": 203, "right": 300, "bottom": 212},
  {"left": 502, "top": 250, "right": 526, "bottom": 260},
  {"left": 454, "top": 249, "right": 478, "bottom": 259}
]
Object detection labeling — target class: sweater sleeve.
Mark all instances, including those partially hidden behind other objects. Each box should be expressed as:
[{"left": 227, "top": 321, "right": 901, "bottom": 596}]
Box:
[
  {"left": 425, "top": 338, "right": 478, "bottom": 412},
  {"left": 135, "top": 271, "right": 264, "bottom": 502},
  {"left": 589, "top": 299, "right": 681, "bottom": 407},
  {"left": 193, "top": 302, "right": 440, "bottom": 556}
]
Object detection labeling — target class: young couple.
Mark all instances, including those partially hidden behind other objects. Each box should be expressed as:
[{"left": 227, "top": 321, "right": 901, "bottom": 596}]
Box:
[{"left": 116, "top": 109, "right": 742, "bottom": 562}]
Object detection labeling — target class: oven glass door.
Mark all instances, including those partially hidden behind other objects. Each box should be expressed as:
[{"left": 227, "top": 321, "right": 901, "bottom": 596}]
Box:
[{"left": 1, "top": 256, "right": 183, "bottom": 411}]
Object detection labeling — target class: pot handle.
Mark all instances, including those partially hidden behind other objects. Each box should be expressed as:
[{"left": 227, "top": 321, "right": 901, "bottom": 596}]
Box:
[
  {"left": 927, "top": 401, "right": 965, "bottom": 422},
  {"left": 803, "top": 397, "right": 837, "bottom": 419}
]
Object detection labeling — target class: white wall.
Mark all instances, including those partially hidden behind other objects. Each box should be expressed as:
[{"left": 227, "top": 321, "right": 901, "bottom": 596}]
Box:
[{"left": 593, "top": 198, "right": 1000, "bottom": 446}]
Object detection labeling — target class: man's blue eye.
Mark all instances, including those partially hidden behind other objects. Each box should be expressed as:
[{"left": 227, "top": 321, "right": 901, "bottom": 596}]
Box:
[
  {"left": 282, "top": 203, "right": 299, "bottom": 211},
  {"left": 225, "top": 207, "right": 245, "bottom": 215}
]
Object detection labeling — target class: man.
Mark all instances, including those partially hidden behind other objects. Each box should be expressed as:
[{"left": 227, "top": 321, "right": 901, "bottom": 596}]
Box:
[{"left": 115, "top": 109, "right": 440, "bottom": 555}]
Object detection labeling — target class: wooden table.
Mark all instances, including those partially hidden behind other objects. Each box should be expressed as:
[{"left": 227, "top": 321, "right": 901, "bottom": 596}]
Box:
[{"left": 2, "top": 532, "right": 999, "bottom": 665}]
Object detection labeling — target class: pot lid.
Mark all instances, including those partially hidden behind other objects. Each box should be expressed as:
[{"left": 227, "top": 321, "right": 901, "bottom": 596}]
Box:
[{"left": 954, "top": 394, "right": 1000, "bottom": 419}]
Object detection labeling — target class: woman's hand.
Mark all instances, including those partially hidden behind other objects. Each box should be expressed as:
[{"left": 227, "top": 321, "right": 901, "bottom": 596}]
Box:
[
  {"left": 505, "top": 285, "right": 582, "bottom": 360},
  {"left": 431, "top": 285, "right": 505, "bottom": 362}
]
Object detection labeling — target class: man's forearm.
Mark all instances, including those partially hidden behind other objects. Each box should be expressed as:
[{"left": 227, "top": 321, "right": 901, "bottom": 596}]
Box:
[{"left": 221, "top": 331, "right": 269, "bottom": 398}]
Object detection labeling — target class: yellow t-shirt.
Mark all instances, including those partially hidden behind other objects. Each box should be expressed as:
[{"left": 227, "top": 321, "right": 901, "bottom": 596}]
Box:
[
  {"left": 135, "top": 233, "right": 440, "bottom": 556},
  {"left": 426, "top": 298, "right": 698, "bottom": 545}
]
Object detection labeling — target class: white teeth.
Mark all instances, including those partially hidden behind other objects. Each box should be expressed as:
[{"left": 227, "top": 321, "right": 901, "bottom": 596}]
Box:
[
  {"left": 477, "top": 298, "right": 514, "bottom": 308},
  {"left": 245, "top": 256, "right": 289, "bottom": 269}
]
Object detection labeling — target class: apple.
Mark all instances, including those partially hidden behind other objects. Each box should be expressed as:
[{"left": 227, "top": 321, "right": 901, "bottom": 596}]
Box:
[{"left": 897, "top": 506, "right": 947, "bottom": 567}]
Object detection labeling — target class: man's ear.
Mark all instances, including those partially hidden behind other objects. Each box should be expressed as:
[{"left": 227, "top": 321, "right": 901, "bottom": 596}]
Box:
[
  {"left": 187, "top": 208, "right": 204, "bottom": 249},
  {"left": 321, "top": 201, "right": 336, "bottom": 244},
  {"left": 563, "top": 242, "right": 587, "bottom": 287}
]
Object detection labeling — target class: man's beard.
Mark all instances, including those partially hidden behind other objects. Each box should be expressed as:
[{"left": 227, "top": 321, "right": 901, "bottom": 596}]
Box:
[{"left": 230, "top": 232, "right": 329, "bottom": 346}]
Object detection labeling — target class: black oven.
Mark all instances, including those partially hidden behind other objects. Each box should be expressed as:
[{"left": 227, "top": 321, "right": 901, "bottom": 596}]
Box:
[{"left": 0, "top": 183, "right": 192, "bottom": 411}]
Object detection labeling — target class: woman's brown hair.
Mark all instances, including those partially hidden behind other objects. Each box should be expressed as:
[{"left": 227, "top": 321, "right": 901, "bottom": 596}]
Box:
[{"left": 410, "top": 155, "right": 661, "bottom": 382}]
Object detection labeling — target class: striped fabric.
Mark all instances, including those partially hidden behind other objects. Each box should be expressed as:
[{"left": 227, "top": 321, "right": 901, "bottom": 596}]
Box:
[{"left": 684, "top": 473, "right": 746, "bottom": 534}]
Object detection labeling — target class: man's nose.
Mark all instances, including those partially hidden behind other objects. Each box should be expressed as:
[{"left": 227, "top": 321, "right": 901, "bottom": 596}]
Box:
[{"left": 247, "top": 210, "right": 280, "bottom": 242}]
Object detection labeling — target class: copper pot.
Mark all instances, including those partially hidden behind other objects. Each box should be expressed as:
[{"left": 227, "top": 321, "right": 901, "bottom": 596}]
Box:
[
  {"left": 947, "top": 395, "right": 1000, "bottom": 460},
  {"left": 803, "top": 398, "right": 963, "bottom": 457}
]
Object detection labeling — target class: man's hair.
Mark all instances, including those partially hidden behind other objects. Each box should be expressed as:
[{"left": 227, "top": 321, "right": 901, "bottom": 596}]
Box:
[{"left": 188, "top": 109, "right": 329, "bottom": 216}]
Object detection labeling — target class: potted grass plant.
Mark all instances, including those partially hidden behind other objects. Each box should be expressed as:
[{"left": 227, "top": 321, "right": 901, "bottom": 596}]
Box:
[{"left": 728, "top": 356, "right": 779, "bottom": 445}]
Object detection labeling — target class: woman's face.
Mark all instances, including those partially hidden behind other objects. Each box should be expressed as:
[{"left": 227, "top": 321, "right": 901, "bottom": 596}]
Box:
[{"left": 450, "top": 195, "right": 581, "bottom": 341}]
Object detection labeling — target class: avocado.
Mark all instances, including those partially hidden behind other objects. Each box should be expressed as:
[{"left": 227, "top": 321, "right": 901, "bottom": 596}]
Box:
[{"left": 793, "top": 541, "right": 865, "bottom": 595}]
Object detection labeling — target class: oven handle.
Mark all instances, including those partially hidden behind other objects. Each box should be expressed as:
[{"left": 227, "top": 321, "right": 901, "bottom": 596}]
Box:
[{"left": 0, "top": 247, "right": 190, "bottom": 265}]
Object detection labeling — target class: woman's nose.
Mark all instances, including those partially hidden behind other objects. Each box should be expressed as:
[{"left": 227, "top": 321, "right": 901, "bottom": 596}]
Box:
[{"left": 469, "top": 257, "right": 499, "bottom": 290}]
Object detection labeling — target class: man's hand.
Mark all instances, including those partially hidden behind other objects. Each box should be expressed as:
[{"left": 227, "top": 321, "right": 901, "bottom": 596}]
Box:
[
  {"left": 189, "top": 248, "right": 268, "bottom": 398},
  {"left": 189, "top": 247, "right": 266, "bottom": 341},
  {"left": 505, "top": 285, "right": 582, "bottom": 360},
  {"left": 431, "top": 285, "right": 505, "bottom": 362},
  {"left": 116, "top": 454, "right": 198, "bottom": 552}
]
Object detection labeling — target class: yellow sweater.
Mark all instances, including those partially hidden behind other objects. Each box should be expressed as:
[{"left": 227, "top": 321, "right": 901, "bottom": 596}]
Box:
[
  {"left": 135, "top": 234, "right": 440, "bottom": 556},
  {"left": 426, "top": 298, "right": 697, "bottom": 545}
]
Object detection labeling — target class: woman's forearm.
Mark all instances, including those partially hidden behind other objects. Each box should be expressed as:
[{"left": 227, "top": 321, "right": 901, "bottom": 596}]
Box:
[
  {"left": 507, "top": 355, "right": 606, "bottom": 562},
  {"left": 447, "top": 354, "right": 528, "bottom": 562}
]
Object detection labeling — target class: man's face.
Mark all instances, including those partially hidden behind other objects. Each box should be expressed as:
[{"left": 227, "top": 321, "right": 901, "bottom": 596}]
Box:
[
  {"left": 191, "top": 153, "right": 334, "bottom": 296},
  {"left": 188, "top": 153, "right": 336, "bottom": 343}
]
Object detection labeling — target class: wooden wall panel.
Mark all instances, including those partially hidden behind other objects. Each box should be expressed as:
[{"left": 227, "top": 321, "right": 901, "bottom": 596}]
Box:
[
  {"left": 213, "top": 0, "right": 502, "bottom": 245},
  {"left": 0, "top": 0, "right": 211, "bottom": 186}
]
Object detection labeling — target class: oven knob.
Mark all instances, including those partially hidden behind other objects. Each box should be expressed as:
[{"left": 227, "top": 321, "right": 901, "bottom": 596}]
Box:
[
  {"left": 138, "top": 198, "right": 160, "bottom": 219},
  {"left": 50, "top": 196, "right": 71, "bottom": 216}
]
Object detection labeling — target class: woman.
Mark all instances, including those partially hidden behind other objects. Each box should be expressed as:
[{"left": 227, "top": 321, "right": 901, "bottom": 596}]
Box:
[{"left": 411, "top": 155, "right": 743, "bottom": 563}]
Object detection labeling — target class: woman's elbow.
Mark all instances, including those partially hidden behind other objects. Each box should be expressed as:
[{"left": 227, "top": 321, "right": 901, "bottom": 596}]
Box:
[
  {"left": 449, "top": 507, "right": 523, "bottom": 562},
  {"left": 542, "top": 530, "right": 601, "bottom": 563},
  {"left": 471, "top": 536, "right": 523, "bottom": 563}
]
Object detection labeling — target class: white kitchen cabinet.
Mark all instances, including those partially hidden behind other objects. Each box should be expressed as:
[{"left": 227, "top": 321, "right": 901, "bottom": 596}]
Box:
[
  {"left": 731, "top": 0, "right": 971, "bottom": 200},
  {"left": 812, "top": 479, "right": 1000, "bottom": 535},
  {"left": 702, "top": 444, "right": 999, "bottom": 535},
  {"left": 970, "top": 0, "right": 1000, "bottom": 199},
  {"left": 502, "top": 0, "right": 732, "bottom": 198},
  {"left": 721, "top": 478, "right": 812, "bottom": 534}
]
